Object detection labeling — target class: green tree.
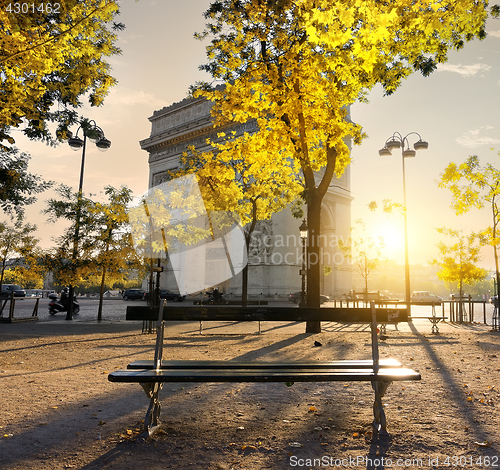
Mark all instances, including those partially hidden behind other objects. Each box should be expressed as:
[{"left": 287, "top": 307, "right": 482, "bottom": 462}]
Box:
[
  {"left": 89, "top": 186, "right": 144, "bottom": 321},
  {"left": 43, "top": 185, "right": 97, "bottom": 292},
  {"left": 193, "top": 0, "right": 498, "bottom": 332},
  {"left": 431, "top": 228, "right": 488, "bottom": 322},
  {"left": 0, "top": 148, "right": 53, "bottom": 217},
  {"left": 44, "top": 185, "right": 143, "bottom": 320},
  {"left": 438, "top": 155, "right": 500, "bottom": 306},
  {"left": 0, "top": 0, "right": 124, "bottom": 148}
]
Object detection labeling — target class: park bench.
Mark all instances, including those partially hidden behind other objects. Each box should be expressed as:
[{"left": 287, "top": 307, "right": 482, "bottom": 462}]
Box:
[
  {"left": 109, "top": 302, "right": 420, "bottom": 438},
  {"left": 411, "top": 303, "right": 447, "bottom": 334}
]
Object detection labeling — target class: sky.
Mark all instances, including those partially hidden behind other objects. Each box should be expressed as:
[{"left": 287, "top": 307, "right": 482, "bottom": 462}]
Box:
[{"left": 10, "top": 0, "right": 500, "bottom": 271}]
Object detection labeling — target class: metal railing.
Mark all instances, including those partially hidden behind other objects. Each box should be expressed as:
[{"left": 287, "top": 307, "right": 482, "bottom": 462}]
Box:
[
  {"left": 0, "top": 294, "right": 39, "bottom": 322},
  {"left": 332, "top": 298, "right": 493, "bottom": 325}
]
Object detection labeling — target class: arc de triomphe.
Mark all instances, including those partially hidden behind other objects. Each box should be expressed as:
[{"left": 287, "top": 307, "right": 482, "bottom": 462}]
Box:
[{"left": 139, "top": 95, "right": 352, "bottom": 298}]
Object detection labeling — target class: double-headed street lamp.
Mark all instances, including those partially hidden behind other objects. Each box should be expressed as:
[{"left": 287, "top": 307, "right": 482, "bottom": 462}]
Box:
[
  {"left": 378, "top": 132, "right": 428, "bottom": 316},
  {"left": 299, "top": 219, "right": 308, "bottom": 308},
  {"left": 64, "top": 119, "right": 111, "bottom": 320}
]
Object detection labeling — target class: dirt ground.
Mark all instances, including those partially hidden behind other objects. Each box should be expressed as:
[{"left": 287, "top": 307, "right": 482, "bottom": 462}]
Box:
[{"left": 1, "top": 319, "right": 499, "bottom": 470}]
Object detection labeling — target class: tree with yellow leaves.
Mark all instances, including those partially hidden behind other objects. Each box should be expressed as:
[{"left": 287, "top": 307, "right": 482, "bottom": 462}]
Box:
[
  {"left": 431, "top": 228, "right": 488, "bottom": 322},
  {"left": 0, "top": 0, "right": 123, "bottom": 148},
  {"left": 0, "top": 221, "right": 43, "bottom": 293},
  {"left": 193, "top": 0, "right": 499, "bottom": 332},
  {"left": 182, "top": 128, "right": 303, "bottom": 305},
  {"left": 439, "top": 155, "right": 500, "bottom": 308}
]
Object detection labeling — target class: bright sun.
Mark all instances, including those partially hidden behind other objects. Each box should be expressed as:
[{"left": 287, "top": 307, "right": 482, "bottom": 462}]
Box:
[{"left": 373, "top": 221, "right": 405, "bottom": 260}]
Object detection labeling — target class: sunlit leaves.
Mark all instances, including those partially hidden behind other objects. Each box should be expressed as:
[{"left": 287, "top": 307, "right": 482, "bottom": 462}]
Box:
[
  {"left": 193, "top": 0, "right": 496, "bottom": 201},
  {"left": 0, "top": 221, "right": 43, "bottom": 289},
  {"left": 179, "top": 130, "right": 303, "bottom": 229},
  {"left": 129, "top": 177, "right": 214, "bottom": 260},
  {"left": 439, "top": 154, "right": 500, "bottom": 296},
  {"left": 431, "top": 228, "right": 488, "bottom": 289},
  {"left": 193, "top": 0, "right": 497, "bottom": 308},
  {"left": 0, "top": 0, "right": 123, "bottom": 147}
]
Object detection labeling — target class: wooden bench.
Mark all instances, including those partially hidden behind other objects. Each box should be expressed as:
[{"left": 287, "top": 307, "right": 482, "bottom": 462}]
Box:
[{"left": 109, "top": 302, "right": 420, "bottom": 438}]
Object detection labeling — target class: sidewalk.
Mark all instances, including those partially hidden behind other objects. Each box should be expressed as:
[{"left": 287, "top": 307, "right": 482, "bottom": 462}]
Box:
[
  {"left": 1, "top": 312, "right": 496, "bottom": 338},
  {"left": 1, "top": 316, "right": 499, "bottom": 470}
]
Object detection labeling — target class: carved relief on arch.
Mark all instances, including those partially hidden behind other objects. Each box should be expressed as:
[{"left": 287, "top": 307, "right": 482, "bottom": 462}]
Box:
[
  {"left": 152, "top": 171, "right": 175, "bottom": 187},
  {"left": 248, "top": 220, "right": 274, "bottom": 265}
]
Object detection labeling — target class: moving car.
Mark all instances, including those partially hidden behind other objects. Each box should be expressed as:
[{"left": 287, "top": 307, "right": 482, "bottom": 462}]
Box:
[
  {"left": 1, "top": 284, "right": 26, "bottom": 298},
  {"left": 159, "top": 290, "right": 185, "bottom": 302},
  {"left": 289, "top": 292, "right": 330, "bottom": 304},
  {"left": 122, "top": 289, "right": 146, "bottom": 301},
  {"left": 410, "top": 291, "right": 442, "bottom": 304}
]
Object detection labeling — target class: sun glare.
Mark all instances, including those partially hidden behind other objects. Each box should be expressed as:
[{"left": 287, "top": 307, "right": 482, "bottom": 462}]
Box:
[{"left": 373, "top": 221, "right": 405, "bottom": 261}]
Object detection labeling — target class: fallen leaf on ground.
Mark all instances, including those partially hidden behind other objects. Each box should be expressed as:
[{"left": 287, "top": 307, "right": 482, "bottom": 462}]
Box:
[{"left": 474, "top": 441, "right": 491, "bottom": 447}]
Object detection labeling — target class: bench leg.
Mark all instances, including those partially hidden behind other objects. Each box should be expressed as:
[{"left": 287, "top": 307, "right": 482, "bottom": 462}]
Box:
[
  {"left": 371, "top": 381, "right": 389, "bottom": 433},
  {"left": 140, "top": 382, "right": 163, "bottom": 438}
]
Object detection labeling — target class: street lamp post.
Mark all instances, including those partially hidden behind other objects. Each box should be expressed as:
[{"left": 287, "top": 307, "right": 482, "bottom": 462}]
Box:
[
  {"left": 65, "top": 119, "right": 111, "bottom": 320},
  {"left": 378, "top": 132, "right": 428, "bottom": 317},
  {"left": 299, "top": 219, "right": 308, "bottom": 308}
]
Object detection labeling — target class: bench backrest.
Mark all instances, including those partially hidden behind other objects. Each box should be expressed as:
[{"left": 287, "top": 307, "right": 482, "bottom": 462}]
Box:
[
  {"left": 135, "top": 301, "right": 386, "bottom": 373},
  {"left": 126, "top": 305, "right": 408, "bottom": 323}
]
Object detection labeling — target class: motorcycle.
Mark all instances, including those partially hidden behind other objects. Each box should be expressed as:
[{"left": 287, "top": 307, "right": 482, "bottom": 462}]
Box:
[
  {"left": 205, "top": 289, "right": 226, "bottom": 304},
  {"left": 48, "top": 292, "right": 80, "bottom": 315}
]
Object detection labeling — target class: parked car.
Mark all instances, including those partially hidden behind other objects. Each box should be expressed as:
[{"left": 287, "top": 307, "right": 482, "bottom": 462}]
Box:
[
  {"left": 410, "top": 291, "right": 442, "bottom": 304},
  {"left": 1, "top": 284, "right": 26, "bottom": 299},
  {"left": 160, "top": 290, "right": 185, "bottom": 302},
  {"left": 289, "top": 292, "right": 329, "bottom": 304},
  {"left": 122, "top": 289, "right": 146, "bottom": 301}
]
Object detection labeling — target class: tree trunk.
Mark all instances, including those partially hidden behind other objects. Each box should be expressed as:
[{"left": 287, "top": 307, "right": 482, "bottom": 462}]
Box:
[
  {"left": 364, "top": 273, "right": 369, "bottom": 307},
  {"left": 306, "top": 194, "right": 322, "bottom": 333},
  {"left": 241, "top": 263, "right": 249, "bottom": 307},
  {"left": 97, "top": 241, "right": 110, "bottom": 322},
  {"left": 0, "top": 257, "right": 6, "bottom": 292},
  {"left": 492, "top": 204, "right": 500, "bottom": 308},
  {"left": 97, "top": 264, "right": 106, "bottom": 322},
  {"left": 458, "top": 280, "right": 464, "bottom": 323},
  {"left": 241, "top": 206, "right": 257, "bottom": 308}
]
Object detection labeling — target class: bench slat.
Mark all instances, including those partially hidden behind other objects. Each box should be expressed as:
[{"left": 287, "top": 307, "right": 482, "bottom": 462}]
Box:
[
  {"left": 411, "top": 316, "right": 447, "bottom": 320},
  {"left": 109, "top": 367, "right": 421, "bottom": 383},
  {"left": 126, "top": 358, "right": 403, "bottom": 370}
]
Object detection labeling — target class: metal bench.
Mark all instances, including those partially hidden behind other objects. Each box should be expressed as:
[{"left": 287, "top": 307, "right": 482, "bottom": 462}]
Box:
[
  {"left": 109, "top": 302, "right": 420, "bottom": 438},
  {"left": 411, "top": 303, "right": 448, "bottom": 334}
]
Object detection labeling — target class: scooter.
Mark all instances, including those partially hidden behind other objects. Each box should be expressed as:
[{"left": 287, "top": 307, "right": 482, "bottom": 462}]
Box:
[
  {"left": 48, "top": 292, "right": 80, "bottom": 315},
  {"left": 205, "top": 289, "right": 226, "bottom": 304}
]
